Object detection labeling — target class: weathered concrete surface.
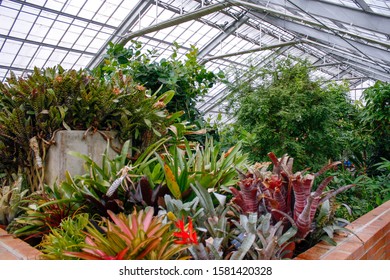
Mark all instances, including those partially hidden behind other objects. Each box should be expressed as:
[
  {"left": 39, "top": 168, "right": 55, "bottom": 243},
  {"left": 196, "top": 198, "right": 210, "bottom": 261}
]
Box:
[{"left": 44, "top": 130, "right": 121, "bottom": 186}]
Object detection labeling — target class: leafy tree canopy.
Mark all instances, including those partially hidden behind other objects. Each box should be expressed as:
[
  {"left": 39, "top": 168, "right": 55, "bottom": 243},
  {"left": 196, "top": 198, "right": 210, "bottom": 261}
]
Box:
[{"left": 222, "top": 58, "right": 356, "bottom": 170}]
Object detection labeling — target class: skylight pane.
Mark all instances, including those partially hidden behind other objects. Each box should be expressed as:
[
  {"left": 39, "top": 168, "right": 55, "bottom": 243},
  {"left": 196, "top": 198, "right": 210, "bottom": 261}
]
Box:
[
  {"left": 13, "top": 43, "right": 39, "bottom": 68},
  {"left": 27, "top": 17, "right": 53, "bottom": 42},
  {"left": 59, "top": 25, "right": 84, "bottom": 48},
  {"left": 44, "top": 0, "right": 67, "bottom": 11},
  {"left": 62, "top": 0, "right": 85, "bottom": 15},
  {"left": 0, "top": 7, "right": 17, "bottom": 36},
  {"left": 44, "top": 21, "right": 70, "bottom": 45},
  {"left": 1, "top": 40, "right": 22, "bottom": 65}
]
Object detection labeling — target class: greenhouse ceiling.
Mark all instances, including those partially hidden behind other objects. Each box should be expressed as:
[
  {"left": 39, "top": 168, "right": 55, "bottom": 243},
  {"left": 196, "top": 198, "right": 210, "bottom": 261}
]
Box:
[{"left": 1, "top": 0, "right": 390, "bottom": 121}]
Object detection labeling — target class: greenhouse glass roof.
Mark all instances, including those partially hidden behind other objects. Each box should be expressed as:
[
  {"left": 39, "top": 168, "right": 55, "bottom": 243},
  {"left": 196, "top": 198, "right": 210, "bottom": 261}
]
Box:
[{"left": 1, "top": 0, "right": 390, "bottom": 121}]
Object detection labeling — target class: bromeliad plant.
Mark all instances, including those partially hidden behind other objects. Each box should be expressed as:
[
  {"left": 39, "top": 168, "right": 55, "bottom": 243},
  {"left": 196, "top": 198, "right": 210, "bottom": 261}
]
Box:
[
  {"left": 0, "top": 174, "right": 29, "bottom": 226},
  {"left": 163, "top": 182, "right": 297, "bottom": 260},
  {"left": 155, "top": 138, "right": 247, "bottom": 200},
  {"left": 230, "top": 152, "right": 355, "bottom": 241},
  {"left": 64, "top": 208, "right": 189, "bottom": 260}
]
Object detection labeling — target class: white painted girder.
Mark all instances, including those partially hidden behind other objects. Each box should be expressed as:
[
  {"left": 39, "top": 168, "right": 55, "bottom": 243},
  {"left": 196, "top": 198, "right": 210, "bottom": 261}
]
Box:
[{"left": 247, "top": 0, "right": 390, "bottom": 35}]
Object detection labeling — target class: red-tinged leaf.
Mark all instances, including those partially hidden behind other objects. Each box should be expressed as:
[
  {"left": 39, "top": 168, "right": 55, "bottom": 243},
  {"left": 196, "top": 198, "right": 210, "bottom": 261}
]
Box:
[
  {"left": 131, "top": 214, "right": 138, "bottom": 236},
  {"left": 107, "top": 211, "right": 133, "bottom": 239},
  {"left": 63, "top": 251, "right": 103, "bottom": 260},
  {"left": 267, "top": 152, "right": 279, "bottom": 167},
  {"left": 116, "top": 247, "right": 130, "bottom": 260},
  {"left": 135, "top": 237, "right": 162, "bottom": 260},
  {"left": 313, "top": 176, "right": 334, "bottom": 197},
  {"left": 314, "top": 161, "right": 341, "bottom": 177},
  {"left": 142, "top": 208, "right": 154, "bottom": 232},
  {"left": 320, "top": 184, "right": 355, "bottom": 204}
]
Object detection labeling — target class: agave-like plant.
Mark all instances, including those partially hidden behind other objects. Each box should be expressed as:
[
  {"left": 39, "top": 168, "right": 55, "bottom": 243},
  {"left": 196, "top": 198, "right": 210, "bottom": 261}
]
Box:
[
  {"left": 64, "top": 208, "right": 189, "bottom": 260},
  {"left": 156, "top": 137, "right": 248, "bottom": 200}
]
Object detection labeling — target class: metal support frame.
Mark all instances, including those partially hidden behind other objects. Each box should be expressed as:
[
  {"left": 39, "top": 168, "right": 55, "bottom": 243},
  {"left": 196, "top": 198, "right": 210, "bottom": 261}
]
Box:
[
  {"left": 201, "top": 40, "right": 299, "bottom": 63},
  {"left": 200, "top": 44, "right": 293, "bottom": 114},
  {"left": 9, "top": 0, "right": 117, "bottom": 30},
  {"left": 240, "top": 2, "right": 390, "bottom": 49},
  {"left": 197, "top": 14, "right": 249, "bottom": 59},
  {"left": 352, "top": 0, "right": 373, "bottom": 12},
  {"left": 0, "top": 34, "right": 96, "bottom": 56},
  {"left": 121, "top": 1, "right": 235, "bottom": 45},
  {"left": 245, "top": 0, "right": 390, "bottom": 34},
  {"left": 263, "top": 15, "right": 390, "bottom": 66},
  {"left": 86, "top": 0, "right": 154, "bottom": 69},
  {"left": 301, "top": 39, "right": 390, "bottom": 72}
]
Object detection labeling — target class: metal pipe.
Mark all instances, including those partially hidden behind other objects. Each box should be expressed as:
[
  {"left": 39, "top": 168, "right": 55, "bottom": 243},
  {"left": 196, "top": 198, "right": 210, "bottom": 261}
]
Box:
[
  {"left": 301, "top": 38, "right": 390, "bottom": 71},
  {"left": 120, "top": 1, "right": 235, "bottom": 45},
  {"left": 201, "top": 40, "right": 299, "bottom": 63}
]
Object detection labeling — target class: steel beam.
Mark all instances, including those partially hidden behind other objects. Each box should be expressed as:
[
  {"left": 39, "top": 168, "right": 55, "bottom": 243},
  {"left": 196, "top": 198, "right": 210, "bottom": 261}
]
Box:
[
  {"left": 197, "top": 14, "right": 249, "bottom": 59},
  {"left": 0, "top": 34, "right": 96, "bottom": 56},
  {"left": 301, "top": 39, "right": 390, "bottom": 72},
  {"left": 9, "top": 0, "right": 117, "bottom": 29},
  {"left": 244, "top": 0, "right": 390, "bottom": 35},
  {"left": 86, "top": 0, "right": 153, "bottom": 69},
  {"left": 121, "top": 1, "right": 235, "bottom": 45},
  {"left": 352, "top": 0, "right": 373, "bottom": 12},
  {"left": 201, "top": 40, "right": 299, "bottom": 63},
  {"left": 264, "top": 16, "right": 390, "bottom": 65}
]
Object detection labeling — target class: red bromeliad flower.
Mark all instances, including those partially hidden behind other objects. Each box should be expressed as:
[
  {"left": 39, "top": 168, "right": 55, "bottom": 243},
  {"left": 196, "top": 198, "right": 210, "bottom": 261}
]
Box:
[
  {"left": 268, "top": 174, "right": 283, "bottom": 189},
  {"left": 173, "top": 217, "right": 198, "bottom": 245}
]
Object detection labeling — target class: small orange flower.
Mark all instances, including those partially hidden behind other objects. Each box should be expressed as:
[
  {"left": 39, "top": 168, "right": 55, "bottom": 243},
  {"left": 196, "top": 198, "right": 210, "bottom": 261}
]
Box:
[
  {"left": 153, "top": 101, "right": 165, "bottom": 109},
  {"left": 173, "top": 217, "right": 198, "bottom": 245},
  {"left": 136, "top": 85, "right": 146, "bottom": 91},
  {"left": 112, "top": 87, "right": 120, "bottom": 95},
  {"left": 55, "top": 75, "right": 63, "bottom": 82}
]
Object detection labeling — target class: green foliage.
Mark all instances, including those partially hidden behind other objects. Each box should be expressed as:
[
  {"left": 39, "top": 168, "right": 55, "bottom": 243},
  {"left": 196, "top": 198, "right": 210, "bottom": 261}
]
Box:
[
  {"left": 230, "top": 152, "right": 355, "bottom": 242},
  {"left": 156, "top": 138, "right": 248, "bottom": 199},
  {"left": 349, "top": 81, "right": 390, "bottom": 174},
  {"left": 0, "top": 174, "right": 29, "bottom": 225},
  {"left": 163, "top": 182, "right": 297, "bottom": 260},
  {"left": 54, "top": 138, "right": 170, "bottom": 217},
  {"left": 0, "top": 66, "right": 180, "bottom": 190},
  {"left": 39, "top": 213, "right": 89, "bottom": 260},
  {"left": 223, "top": 58, "right": 355, "bottom": 170},
  {"left": 330, "top": 160, "right": 390, "bottom": 221},
  {"left": 8, "top": 185, "right": 82, "bottom": 241},
  {"left": 97, "top": 41, "right": 223, "bottom": 127}
]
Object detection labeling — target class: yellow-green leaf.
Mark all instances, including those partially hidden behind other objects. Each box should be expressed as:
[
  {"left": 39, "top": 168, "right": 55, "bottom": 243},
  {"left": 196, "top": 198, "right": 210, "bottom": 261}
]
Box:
[{"left": 164, "top": 164, "right": 181, "bottom": 199}]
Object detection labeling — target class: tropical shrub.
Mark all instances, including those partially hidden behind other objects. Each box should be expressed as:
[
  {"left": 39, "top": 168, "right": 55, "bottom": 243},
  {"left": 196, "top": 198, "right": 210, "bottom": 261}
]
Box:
[
  {"left": 0, "top": 174, "right": 29, "bottom": 225},
  {"left": 330, "top": 158, "right": 390, "bottom": 221},
  {"left": 155, "top": 138, "right": 248, "bottom": 199},
  {"left": 97, "top": 41, "right": 224, "bottom": 129},
  {"left": 347, "top": 81, "right": 390, "bottom": 174},
  {"left": 223, "top": 58, "right": 356, "bottom": 170},
  {"left": 0, "top": 66, "right": 180, "bottom": 190}
]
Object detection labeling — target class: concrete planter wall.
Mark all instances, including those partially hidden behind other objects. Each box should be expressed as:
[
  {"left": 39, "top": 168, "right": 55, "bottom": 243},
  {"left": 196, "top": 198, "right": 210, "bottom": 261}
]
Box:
[{"left": 44, "top": 130, "right": 121, "bottom": 186}]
